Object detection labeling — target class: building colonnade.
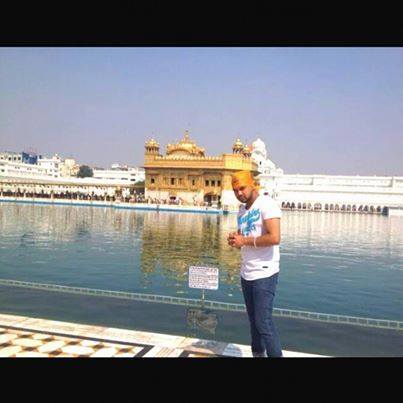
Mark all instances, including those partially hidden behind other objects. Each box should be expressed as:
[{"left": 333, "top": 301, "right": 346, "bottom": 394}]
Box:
[
  {"left": 0, "top": 181, "right": 144, "bottom": 203},
  {"left": 280, "top": 201, "right": 388, "bottom": 214}
]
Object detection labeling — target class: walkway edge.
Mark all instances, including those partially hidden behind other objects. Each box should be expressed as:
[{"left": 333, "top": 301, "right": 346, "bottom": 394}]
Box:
[{"left": 0, "top": 313, "right": 327, "bottom": 358}]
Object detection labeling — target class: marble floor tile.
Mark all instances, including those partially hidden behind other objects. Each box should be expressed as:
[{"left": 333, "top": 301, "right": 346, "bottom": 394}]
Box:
[
  {"left": 177, "top": 337, "right": 227, "bottom": 355},
  {"left": 0, "top": 314, "right": 30, "bottom": 326},
  {"left": 114, "top": 353, "right": 136, "bottom": 358},
  {"left": 129, "top": 346, "right": 145, "bottom": 356},
  {"left": 14, "top": 352, "right": 49, "bottom": 358},
  {"left": 99, "top": 341, "right": 126, "bottom": 348},
  {"left": 98, "top": 328, "right": 148, "bottom": 344},
  {"left": 222, "top": 343, "right": 252, "bottom": 357},
  {"left": 142, "top": 346, "right": 165, "bottom": 357},
  {"left": 156, "top": 347, "right": 178, "bottom": 357},
  {"left": 140, "top": 332, "right": 187, "bottom": 349},
  {"left": 79, "top": 339, "right": 100, "bottom": 347},
  {"left": 32, "top": 333, "right": 55, "bottom": 340},
  {"left": 0, "top": 345, "right": 23, "bottom": 357},
  {"left": 166, "top": 348, "right": 185, "bottom": 357},
  {"left": 90, "top": 347, "right": 118, "bottom": 357},
  {"left": 60, "top": 345, "right": 95, "bottom": 356},
  {"left": 12, "top": 338, "right": 44, "bottom": 348},
  {"left": 0, "top": 333, "right": 19, "bottom": 344},
  {"left": 38, "top": 340, "right": 68, "bottom": 353}
]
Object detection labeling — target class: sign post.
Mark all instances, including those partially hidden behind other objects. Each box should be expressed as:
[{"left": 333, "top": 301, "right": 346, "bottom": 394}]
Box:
[{"left": 188, "top": 266, "right": 219, "bottom": 307}]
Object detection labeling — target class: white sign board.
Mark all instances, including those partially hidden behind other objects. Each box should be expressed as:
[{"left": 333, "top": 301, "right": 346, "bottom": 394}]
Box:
[{"left": 188, "top": 266, "right": 219, "bottom": 290}]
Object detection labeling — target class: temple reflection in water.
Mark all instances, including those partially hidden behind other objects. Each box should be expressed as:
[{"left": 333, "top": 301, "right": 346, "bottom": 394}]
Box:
[
  {"left": 1, "top": 203, "right": 402, "bottom": 290},
  {"left": 140, "top": 210, "right": 241, "bottom": 284}
]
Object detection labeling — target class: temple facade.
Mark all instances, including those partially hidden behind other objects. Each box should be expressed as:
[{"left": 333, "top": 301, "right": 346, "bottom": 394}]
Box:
[
  {"left": 143, "top": 131, "right": 258, "bottom": 208},
  {"left": 252, "top": 138, "right": 403, "bottom": 213}
]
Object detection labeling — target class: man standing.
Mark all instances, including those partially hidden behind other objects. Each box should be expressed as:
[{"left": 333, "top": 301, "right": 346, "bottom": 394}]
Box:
[{"left": 227, "top": 170, "right": 283, "bottom": 358}]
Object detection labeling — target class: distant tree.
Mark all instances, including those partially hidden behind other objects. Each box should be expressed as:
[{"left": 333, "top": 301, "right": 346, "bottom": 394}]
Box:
[{"left": 77, "top": 165, "right": 93, "bottom": 178}]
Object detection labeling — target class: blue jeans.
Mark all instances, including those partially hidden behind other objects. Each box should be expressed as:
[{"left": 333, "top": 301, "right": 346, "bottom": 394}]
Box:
[{"left": 241, "top": 273, "right": 283, "bottom": 357}]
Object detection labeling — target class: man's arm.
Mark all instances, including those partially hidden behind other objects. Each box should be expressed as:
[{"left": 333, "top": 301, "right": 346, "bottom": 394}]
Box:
[{"left": 229, "top": 218, "right": 280, "bottom": 248}]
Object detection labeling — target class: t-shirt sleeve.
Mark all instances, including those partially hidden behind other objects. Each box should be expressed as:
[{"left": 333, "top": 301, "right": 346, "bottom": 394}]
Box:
[{"left": 261, "top": 198, "right": 282, "bottom": 220}]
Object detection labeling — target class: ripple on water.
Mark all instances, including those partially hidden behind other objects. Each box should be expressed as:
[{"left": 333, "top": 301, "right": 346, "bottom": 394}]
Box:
[{"left": 390, "top": 267, "right": 403, "bottom": 272}]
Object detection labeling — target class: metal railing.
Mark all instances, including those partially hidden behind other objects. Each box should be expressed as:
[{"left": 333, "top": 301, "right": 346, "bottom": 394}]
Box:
[{"left": 0, "top": 278, "right": 402, "bottom": 331}]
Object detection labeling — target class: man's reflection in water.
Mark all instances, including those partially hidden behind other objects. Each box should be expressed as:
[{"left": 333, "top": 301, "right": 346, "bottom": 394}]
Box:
[{"left": 186, "top": 308, "right": 218, "bottom": 335}]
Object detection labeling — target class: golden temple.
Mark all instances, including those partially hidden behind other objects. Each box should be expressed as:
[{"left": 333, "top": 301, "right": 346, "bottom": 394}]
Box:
[{"left": 144, "top": 130, "right": 258, "bottom": 207}]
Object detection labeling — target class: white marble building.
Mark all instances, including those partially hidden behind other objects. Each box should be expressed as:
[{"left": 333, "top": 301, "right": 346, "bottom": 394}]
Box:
[
  {"left": 93, "top": 165, "right": 145, "bottom": 184},
  {"left": 252, "top": 138, "right": 403, "bottom": 213},
  {"left": 0, "top": 159, "right": 52, "bottom": 180},
  {"left": 0, "top": 155, "right": 145, "bottom": 201},
  {"left": 37, "top": 154, "right": 63, "bottom": 178},
  {"left": 0, "top": 153, "right": 78, "bottom": 180}
]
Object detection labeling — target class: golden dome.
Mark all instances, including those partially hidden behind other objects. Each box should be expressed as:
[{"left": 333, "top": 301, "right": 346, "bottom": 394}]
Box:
[
  {"left": 233, "top": 138, "right": 243, "bottom": 148},
  {"left": 145, "top": 138, "right": 159, "bottom": 147},
  {"left": 233, "top": 138, "right": 244, "bottom": 153},
  {"left": 166, "top": 130, "right": 205, "bottom": 157},
  {"left": 242, "top": 144, "right": 252, "bottom": 156}
]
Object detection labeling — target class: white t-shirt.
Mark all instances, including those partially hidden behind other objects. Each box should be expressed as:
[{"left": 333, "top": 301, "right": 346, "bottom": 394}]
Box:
[{"left": 237, "top": 195, "right": 282, "bottom": 281}]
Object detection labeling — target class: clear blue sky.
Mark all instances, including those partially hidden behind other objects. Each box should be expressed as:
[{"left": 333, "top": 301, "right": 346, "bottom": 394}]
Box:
[{"left": 1, "top": 47, "right": 402, "bottom": 175}]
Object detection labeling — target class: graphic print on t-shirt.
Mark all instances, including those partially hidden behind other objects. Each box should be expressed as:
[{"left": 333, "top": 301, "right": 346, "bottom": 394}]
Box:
[{"left": 237, "top": 208, "right": 261, "bottom": 236}]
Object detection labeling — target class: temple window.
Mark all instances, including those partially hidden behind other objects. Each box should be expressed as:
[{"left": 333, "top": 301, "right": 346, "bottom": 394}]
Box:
[
  {"left": 151, "top": 178, "right": 155, "bottom": 184},
  {"left": 171, "top": 178, "right": 175, "bottom": 185},
  {"left": 217, "top": 180, "right": 221, "bottom": 187},
  {"left": 205, "top": 180, "right": 209, "bottom": 187},
  {"left": 211, "top": 180, "right": 215, "bottom": 187}
]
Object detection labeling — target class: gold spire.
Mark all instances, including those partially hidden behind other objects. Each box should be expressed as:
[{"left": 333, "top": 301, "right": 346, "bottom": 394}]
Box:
[
  {"left": 232, "top": 138, "right": 244, "bottom": 153},
  {"left": 145, "top": 138, "right": 159, "bottom": 147},
  {"left": 242, "top": 144, "right": 252, "bottom": 157},
  {"left": 145, "top": 138, "right": 160, "bottom": 155}
]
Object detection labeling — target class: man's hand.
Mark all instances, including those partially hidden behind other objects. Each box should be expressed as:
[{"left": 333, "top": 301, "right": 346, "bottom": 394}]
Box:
[{"left": 227, "top": 232, "right": 245, "bottom": 249}]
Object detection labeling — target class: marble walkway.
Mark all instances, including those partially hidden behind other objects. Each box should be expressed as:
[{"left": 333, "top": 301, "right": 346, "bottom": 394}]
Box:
[{"left": 0, "top": 313, "right": 325, "bottom": 358}]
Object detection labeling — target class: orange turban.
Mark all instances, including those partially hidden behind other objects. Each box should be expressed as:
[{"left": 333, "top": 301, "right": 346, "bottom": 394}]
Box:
[{"left": 231, "top": 171, "right": 259, "bottom": 190}]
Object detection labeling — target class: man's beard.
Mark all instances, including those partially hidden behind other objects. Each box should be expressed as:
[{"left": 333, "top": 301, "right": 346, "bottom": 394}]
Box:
[{"left": 237, "top": 195, "right": 248, "bottom": 203}]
